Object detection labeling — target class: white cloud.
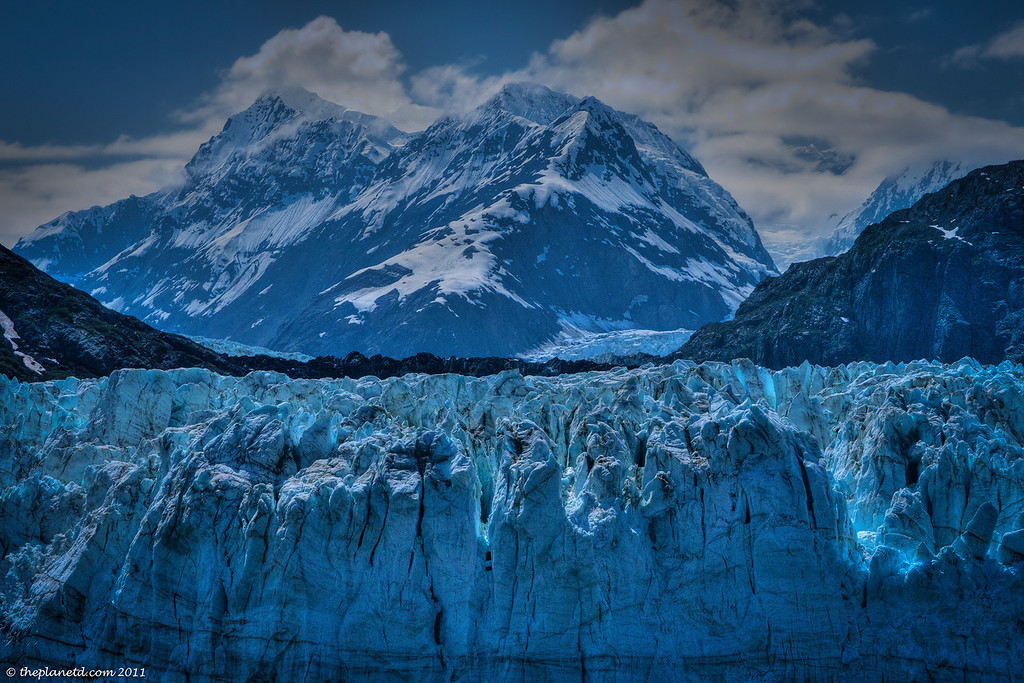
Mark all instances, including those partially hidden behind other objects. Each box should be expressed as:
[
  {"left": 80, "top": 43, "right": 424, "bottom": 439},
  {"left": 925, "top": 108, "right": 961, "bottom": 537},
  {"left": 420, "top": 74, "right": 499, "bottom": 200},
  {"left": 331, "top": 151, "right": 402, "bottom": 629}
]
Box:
[
  {"left": 952, "top": 22, "right": 1024, "bottom": 65},
  {"left": 986, "top": 23, "right": 1024, "bottom": 58},
  {"left": 0, "top": 160, "right": 186, "bottom": 245},
  {"left": 498, "top": 0, "right": 1024, "bottom": 240},
  {"left": 0, "top": 127, "right": 217, "bottom": 164},
  {"left": 182, "top": 16, "right": 438, "bottom": 132}
]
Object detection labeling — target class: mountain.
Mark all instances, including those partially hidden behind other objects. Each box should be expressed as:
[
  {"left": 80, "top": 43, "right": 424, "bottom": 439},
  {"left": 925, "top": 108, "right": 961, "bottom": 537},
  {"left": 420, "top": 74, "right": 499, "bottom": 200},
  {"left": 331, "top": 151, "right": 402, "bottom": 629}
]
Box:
[
  {"left": 4, "top": 359, "right": 1023, "bottom": 679},
  {"left": 0, "top": 244, "right": 239, "bottom": 382},
  {"left": 677, "top": 160, "right": 1024, "bottom": 368},
  {"left": 15, "top": 83, "right": 776, "bottom": 358},
  {"left": 0, "top": 241, "right": 646, "bottom": 383},
  {"left": 825, "top": 160, "right": 969, "bottom": 256}
]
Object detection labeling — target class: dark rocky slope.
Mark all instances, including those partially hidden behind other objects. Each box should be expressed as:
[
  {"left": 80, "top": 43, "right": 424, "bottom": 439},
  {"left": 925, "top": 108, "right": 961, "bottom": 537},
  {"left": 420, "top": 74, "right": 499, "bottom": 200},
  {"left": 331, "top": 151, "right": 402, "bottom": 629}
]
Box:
[
  {"left": 0, "top": 245, "right": 239, "bottom": 382},
  {"left": 677, "top": 160, "right": 1024, "bottom": 368}
]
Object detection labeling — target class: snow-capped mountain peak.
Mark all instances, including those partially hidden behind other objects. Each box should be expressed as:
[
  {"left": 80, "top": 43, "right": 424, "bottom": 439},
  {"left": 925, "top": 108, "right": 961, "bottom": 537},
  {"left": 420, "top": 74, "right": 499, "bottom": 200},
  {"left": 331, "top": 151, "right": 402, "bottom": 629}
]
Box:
[
  {"left": 482, "top": 81, "right": 580, "bottom": 125},
  {"left": 194, "top": 89, "right": 346, "bottom": 159},
  {"left": 185, "top": 88, "right": 404, "bottom": 185},
  {"left": 825, "top": 159, "right": 970, "bottom": 256},
  {"left": 16, "top": 84, "right": 776, "bottom": 358},
  {"left": 261, "top": 86, "right": 348, "bottom": 118}
]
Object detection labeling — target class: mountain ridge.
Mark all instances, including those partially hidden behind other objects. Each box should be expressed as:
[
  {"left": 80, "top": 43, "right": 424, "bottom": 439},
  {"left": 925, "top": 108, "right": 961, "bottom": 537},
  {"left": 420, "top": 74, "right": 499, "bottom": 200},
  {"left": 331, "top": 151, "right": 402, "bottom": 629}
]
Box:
[
  {"left": 0, "top": 240, "right": 658, "bottom": 383},
  {"left": 825, "top": 160, "right": 970, "bottom": 256},
  {"left": 0, "top": 244, "right": 239, "bottom": 382},
  {"left": 15, "top": 83, "right": 776, "bottom": 359},
  {"left": 676, "top": 160, "right": 1024, "bottom": 368}
]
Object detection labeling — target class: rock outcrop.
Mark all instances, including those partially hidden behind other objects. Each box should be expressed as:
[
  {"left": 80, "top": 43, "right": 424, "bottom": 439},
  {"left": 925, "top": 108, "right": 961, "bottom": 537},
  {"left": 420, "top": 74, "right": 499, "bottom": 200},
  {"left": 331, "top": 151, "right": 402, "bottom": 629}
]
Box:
[
  {"left": 0, "top": 245, "right": 238, "bottom": 382},
  {"left": 2, "top": 358, "right": 1023, "bottom": 680},
  {"left": 678, "top": 160, "right": 1024, "bottom": 368}
]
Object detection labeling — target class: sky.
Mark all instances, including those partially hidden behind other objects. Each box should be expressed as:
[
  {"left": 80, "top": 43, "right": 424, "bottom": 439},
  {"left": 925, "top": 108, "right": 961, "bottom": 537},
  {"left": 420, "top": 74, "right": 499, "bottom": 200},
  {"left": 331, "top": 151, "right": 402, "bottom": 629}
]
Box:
[{"left": 2, "top": 0, "right": 1024, "bottom": 250}]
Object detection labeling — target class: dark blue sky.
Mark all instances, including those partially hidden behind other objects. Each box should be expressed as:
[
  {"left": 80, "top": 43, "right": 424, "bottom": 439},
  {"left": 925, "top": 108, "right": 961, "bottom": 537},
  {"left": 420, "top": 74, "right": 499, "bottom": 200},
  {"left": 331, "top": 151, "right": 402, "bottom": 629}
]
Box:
[
  {"left": 2, "top": 0, "right": 1022, "bottom": 145},
  {"left": 1, "top": 0, "right": 634, "bottom": 145},
  {"left": 833, "top": 1, "right": 1024, "bottom": 126}
]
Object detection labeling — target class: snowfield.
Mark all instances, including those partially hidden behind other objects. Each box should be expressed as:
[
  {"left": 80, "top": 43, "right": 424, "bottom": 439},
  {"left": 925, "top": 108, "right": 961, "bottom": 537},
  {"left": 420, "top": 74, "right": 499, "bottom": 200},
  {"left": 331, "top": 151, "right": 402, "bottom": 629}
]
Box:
[{"left": 1, "top": 358, "right": 1023, "bottom": 680}]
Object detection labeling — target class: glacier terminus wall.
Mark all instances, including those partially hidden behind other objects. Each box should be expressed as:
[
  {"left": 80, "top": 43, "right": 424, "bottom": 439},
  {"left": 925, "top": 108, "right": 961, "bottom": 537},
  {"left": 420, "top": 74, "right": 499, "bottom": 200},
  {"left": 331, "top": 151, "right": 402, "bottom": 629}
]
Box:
[{"left": 1, "top": 360, "right": 1023, "bottom": 681}]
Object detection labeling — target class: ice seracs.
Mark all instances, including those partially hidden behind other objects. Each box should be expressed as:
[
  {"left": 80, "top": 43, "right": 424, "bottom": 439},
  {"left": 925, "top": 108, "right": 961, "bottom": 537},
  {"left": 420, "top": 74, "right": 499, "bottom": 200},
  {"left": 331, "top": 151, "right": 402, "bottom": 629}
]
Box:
[{"left": 1, "top": 357, "right": 1022, "bottom": 680}]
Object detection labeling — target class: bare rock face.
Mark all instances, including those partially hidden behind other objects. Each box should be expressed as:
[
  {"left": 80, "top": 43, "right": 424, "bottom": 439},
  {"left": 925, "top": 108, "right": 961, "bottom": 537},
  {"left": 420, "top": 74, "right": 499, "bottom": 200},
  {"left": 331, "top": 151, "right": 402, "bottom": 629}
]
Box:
[
  {"left": 1, "top": 359, "right": 1023, "bottom": 680},
  {"left": 679, "top": 160, "right": 1024, "bottom": 369}
]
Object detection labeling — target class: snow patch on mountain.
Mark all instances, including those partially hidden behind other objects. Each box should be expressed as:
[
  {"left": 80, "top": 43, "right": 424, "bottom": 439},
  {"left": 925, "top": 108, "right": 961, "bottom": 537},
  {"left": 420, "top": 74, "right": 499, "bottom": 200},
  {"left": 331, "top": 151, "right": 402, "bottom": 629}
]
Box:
[
  {"left": 334, "top": 198, "right": 534, "bottom": 314},
  {"left": 930, "top": 224, "right": 971, "bottom": 244},
  {"left": 0, "top": 309, "right": 44, "bottom": 374}
]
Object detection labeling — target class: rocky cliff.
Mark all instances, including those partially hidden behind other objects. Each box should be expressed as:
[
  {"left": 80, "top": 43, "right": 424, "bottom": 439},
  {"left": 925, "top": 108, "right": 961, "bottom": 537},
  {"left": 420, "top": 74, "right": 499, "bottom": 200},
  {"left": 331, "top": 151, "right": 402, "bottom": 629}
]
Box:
[{"left": 678, "top": 161, "right": 1024, "bottom": 368}]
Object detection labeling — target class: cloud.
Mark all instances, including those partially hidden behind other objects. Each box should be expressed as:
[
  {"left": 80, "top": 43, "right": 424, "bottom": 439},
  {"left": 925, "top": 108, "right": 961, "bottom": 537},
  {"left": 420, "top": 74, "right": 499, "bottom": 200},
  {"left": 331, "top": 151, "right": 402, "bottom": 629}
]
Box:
[
  {"left": 952, "top": 22, "right": 1024, "bottom": 65},
  {"left": 0, "top": 160, "right": 187, "bottom": 245},
  {"left": 0, "top": 125, "right": 225, "bottom": 245},
  {"left": 4, "top": 1, "right": 1024, "bottom": 253},
  {"left": 986, "top": 23, "right": 1024, "bottom": 58},
  {"left": 491, "top": 0, "right": 1024, "bottom": 240},
  {"left": 0, "top": 127, "right": 217, "bottom": 164},
  {"left": 906, "top": 8, "right": 932, "bottom": 23},
  {"left": 182, "top": 16, "right": 438, "bottom": 132},
  {"left": 0, "top": 16, "right": 434, "bottom": 245}
]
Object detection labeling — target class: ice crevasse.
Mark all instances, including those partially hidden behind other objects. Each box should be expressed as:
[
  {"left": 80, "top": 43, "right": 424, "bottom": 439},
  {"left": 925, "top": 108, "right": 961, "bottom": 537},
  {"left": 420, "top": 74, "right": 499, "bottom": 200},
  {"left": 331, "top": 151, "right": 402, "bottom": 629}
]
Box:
[{"left": 1, "top": 358, "right": 1023, "bottom": 681}]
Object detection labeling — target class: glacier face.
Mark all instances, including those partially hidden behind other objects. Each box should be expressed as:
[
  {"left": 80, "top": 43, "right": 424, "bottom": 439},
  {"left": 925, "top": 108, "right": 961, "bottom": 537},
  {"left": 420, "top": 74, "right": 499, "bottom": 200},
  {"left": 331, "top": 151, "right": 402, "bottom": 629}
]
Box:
[
  {"left": 2, "top": 359, "right": 1023, "bottom": 680},
  {"left": 14, "top": 84, "right": 776, "bottom": 358}
]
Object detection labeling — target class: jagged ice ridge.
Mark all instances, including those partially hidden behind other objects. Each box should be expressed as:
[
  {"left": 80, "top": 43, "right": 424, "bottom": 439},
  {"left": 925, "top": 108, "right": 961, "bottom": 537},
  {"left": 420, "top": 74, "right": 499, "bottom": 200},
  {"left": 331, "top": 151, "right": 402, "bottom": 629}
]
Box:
[{"left": 1, "top": 358, "right": 1023, "bottom": 680}]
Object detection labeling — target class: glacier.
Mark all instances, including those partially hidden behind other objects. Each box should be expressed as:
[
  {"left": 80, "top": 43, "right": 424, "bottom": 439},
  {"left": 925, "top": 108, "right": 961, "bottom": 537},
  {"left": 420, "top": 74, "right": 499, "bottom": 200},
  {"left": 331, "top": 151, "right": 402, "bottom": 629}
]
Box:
[
  {"left": 518, "top": 327, "right": 694, "bottom": 362},
  {"left": 187, "top": 335, "right": 314, "bottom": 363},
  {"left": 1, "top": 358, "right": 1023, "bottom": 680}
]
